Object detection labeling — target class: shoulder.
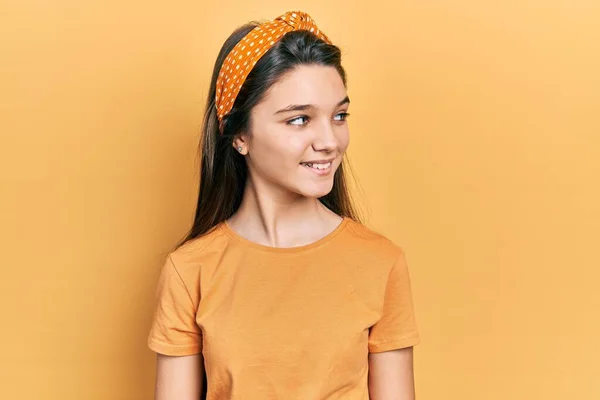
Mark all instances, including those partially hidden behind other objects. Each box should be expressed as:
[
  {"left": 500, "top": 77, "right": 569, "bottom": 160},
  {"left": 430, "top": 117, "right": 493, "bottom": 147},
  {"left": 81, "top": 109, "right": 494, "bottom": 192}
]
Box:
[
  {"left": 165, "top": 223, "right": 229, "bottom": 279},
  {"left": 343, "top": 218, "right": 405, "bottom": 263}
]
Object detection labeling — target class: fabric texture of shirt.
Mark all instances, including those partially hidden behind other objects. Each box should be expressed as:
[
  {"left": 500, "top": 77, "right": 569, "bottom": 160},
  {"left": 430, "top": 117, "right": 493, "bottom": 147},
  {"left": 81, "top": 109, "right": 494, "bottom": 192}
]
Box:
[{"left": 147, "top": 216, "right": 421, "bottom": 399}]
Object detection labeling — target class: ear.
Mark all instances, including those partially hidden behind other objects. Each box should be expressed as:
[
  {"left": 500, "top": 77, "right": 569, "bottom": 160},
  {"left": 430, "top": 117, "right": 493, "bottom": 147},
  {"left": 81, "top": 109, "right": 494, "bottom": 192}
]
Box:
[{"left": 232, "top": 134, "right": 249, "bottom": 155}]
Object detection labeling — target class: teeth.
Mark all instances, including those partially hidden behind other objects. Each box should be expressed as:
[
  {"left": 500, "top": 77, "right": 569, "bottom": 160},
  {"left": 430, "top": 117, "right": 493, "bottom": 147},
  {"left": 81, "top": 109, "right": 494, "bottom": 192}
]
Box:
[{"left": 303, "top": 162, "right": 331, "bottom": 170}]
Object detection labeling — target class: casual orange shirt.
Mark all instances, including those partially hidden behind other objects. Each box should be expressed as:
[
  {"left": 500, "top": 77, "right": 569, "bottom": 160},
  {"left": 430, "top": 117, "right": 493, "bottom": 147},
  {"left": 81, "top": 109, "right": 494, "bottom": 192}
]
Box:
[{"left": 148, "top": 217, "right": 420, "bottom": 399}]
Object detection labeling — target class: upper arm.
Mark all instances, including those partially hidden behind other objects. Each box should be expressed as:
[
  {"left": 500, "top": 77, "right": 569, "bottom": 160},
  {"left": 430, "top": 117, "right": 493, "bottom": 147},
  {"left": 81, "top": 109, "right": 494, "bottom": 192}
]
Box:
[
  {"left": 147, "top": 255, "right": 203, "bottom": 356},
  {"left": 155, "top": 353, "right": 204, "bottom": 400},
  {"left": 367, "top": 247, "right": 420, "bottom": 399},
  {"left": 368, "top": 347, "right": 415, "bottom": 400},
  {"left": 368, "top": 247, "right": 420, "bottom": 352},
  {"left": 147, "top": 255, "right": 204, "bottom": 398}
]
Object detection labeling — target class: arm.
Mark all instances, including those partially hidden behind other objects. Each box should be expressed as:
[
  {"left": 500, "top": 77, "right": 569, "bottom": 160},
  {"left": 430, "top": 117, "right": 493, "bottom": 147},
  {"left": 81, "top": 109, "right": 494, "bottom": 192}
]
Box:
[
  {"left": 368, "top": 347, "right": 416, "bottom": 400},
  {"left": 148, "top": 255, "right": 204, "bottom": 399},
  {"left": 155, "top": 353, "right": 204, "bottom": 400}
]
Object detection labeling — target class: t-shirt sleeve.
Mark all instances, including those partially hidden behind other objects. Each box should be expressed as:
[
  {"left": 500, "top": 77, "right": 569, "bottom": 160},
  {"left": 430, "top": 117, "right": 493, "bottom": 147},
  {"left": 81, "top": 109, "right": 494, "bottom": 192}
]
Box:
[
  {"left": 368, "top": 248, "right": 421, "bottom": 353},
  {"left": 147, "top": 254, "right": 202, "bottom": 356}
]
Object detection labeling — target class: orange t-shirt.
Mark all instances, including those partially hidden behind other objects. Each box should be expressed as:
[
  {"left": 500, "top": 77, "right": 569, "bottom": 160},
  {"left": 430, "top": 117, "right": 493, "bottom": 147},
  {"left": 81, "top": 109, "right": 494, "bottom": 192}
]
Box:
[{"left": 147, "top": 217, "right": 420, "bottom": 399}]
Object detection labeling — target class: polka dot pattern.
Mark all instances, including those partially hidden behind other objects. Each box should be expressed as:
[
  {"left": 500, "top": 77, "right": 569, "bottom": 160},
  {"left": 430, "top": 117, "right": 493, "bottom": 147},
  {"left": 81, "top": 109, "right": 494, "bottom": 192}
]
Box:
[{"left": 215, "top": 11, "right": 332, "bottom": 127}]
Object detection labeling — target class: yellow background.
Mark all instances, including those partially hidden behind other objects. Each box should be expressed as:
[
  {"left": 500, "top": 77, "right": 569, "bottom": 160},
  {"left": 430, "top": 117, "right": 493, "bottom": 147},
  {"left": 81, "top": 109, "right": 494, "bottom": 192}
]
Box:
[{"left": 1, "top": 1, "right": 599, "bottom": 399}]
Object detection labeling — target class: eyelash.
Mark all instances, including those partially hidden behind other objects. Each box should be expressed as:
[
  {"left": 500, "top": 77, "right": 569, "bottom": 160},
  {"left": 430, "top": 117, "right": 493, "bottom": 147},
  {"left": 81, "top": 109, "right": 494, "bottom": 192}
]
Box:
[{"left": 286, "top": 112, "right": 351, "bottom": 126}]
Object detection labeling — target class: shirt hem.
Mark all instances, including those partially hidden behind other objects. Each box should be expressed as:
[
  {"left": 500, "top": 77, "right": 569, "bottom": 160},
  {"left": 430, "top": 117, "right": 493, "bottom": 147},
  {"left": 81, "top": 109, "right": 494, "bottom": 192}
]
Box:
[
  {"left": 368, "top": 333, "right": 421, "bottom": 353},
  {"left": 148, "top": 337, "right": 202, "bottom": 356}
]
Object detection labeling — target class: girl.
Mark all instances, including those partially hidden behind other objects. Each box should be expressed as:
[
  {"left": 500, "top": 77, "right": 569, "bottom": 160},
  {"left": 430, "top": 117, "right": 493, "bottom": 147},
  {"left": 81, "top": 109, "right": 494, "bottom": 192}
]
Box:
[{"left": 148, "top": 10, "right": 420, "bottom": 400}]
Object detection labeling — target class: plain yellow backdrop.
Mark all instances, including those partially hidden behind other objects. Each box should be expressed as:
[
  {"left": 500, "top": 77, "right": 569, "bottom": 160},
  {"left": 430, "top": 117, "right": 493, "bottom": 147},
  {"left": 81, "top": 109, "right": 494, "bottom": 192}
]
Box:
[{"left": 1, "top": 1, "right": 599, "bottom": 399}]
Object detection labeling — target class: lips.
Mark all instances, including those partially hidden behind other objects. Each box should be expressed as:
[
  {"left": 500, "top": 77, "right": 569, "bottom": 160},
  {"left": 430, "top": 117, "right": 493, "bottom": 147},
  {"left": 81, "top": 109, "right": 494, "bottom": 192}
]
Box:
[
  {"left": 300, "top": 159, "right": 334, "bottom": 175},
  {"left": 300, "top": 157, "right": 335, "bottom": 166},
  {"left": 301, "top": 161, "right": 332, "bottom": 170}
]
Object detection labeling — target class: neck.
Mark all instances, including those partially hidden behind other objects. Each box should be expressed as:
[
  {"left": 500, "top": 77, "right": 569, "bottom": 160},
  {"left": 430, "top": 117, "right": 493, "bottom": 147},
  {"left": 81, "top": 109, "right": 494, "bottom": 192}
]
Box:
[{"left": 227, "top": 177, "right": 341, "bottom": 248}]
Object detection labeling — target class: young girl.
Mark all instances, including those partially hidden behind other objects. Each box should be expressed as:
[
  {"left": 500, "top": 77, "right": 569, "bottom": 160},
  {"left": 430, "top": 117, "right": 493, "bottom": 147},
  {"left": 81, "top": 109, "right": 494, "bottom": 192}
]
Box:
[{"left": 148, "top": 10, "right": 420, "bottom": 400}]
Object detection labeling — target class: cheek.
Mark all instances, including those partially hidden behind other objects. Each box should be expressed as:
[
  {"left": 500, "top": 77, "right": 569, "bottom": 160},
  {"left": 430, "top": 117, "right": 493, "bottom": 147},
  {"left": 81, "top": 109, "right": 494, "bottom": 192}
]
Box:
[
  {"left": 287, "top": 135, "right": 312, "bottom": 158},
  {"left": 337, "top": 128, "right": 350, "bottom": 151},
  {"left": 252, "top": 133, "right": 306, "bottom": 169}
]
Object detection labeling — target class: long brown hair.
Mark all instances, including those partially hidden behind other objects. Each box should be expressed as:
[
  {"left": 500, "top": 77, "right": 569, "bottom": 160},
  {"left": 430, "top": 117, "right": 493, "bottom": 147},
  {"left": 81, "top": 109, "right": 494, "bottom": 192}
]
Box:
[{"left": 174, "top": 22, "right": 362, "bottom": 251}]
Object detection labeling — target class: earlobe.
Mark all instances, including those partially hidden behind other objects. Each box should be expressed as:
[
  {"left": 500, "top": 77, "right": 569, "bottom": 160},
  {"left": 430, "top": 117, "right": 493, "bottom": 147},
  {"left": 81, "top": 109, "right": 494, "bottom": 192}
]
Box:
[
  {"left": 232, "top": 135, "right": 248, "bottom": 155},
  {"left": 232, "top": 142, "right": 244, "bottom": 154}
]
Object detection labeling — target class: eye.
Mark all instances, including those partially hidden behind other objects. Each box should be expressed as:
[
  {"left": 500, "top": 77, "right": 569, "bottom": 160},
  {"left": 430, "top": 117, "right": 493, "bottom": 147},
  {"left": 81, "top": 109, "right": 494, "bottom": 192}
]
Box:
[
  {"left": 334, "top": 112, "right": 350, "bottom": 121},
  {"left": 286, "top": 116, "right": 310, "bottom": 126}
]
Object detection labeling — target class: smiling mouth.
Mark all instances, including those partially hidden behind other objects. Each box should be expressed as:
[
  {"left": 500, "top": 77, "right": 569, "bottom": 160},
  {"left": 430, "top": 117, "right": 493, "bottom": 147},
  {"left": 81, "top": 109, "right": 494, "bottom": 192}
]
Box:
[{"left": 300, "top": 161, "right": 332, "bottom": 170}]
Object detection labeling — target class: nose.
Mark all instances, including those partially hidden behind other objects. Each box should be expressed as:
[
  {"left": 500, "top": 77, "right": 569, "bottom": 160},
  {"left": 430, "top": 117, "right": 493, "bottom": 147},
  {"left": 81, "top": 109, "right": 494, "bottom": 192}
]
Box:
[{"left": 312, "top": 119, "right": 338, "bottom": 153}]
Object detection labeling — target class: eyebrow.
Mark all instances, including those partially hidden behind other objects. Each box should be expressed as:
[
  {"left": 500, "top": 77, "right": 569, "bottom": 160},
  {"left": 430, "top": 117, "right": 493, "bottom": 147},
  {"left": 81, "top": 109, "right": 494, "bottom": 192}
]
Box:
[{"left": 274, "top": 96, "right": 350, "bottom": 114}]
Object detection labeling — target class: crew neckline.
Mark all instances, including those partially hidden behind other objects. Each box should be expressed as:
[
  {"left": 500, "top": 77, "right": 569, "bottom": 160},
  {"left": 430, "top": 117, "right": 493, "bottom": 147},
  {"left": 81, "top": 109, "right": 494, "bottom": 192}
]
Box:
[{"left": 221, "top": 217, "right": 350, "bottom": 253}]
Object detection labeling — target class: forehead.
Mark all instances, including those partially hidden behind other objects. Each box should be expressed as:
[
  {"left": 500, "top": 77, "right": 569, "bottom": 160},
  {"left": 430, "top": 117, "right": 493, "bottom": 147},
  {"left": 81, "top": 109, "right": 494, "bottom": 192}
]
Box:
[{"left": 260, "top": 65, "right": 346, "bottom": 108}]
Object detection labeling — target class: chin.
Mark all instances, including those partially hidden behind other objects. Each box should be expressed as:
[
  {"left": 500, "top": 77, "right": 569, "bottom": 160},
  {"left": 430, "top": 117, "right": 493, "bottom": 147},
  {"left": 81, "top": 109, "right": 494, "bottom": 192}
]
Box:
[{"left": 297, "top": 180, "right": 335, "bottom": 199}]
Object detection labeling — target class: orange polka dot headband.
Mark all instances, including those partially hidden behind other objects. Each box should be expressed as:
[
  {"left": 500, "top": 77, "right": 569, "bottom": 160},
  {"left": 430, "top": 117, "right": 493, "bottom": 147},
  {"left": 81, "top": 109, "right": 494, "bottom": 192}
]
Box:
[{"left": 215, "top": 11, "right": 332, "bottom": 130}]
